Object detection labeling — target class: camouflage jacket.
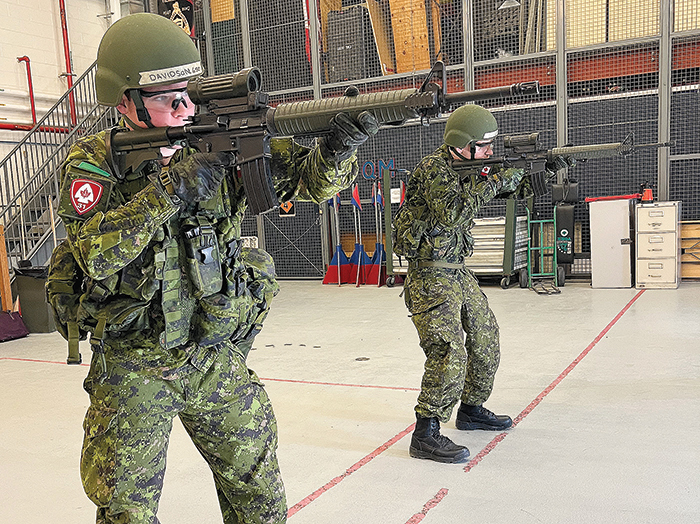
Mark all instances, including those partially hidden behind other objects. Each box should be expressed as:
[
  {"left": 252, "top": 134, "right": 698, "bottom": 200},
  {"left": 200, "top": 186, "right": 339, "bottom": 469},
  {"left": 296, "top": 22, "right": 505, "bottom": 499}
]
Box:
[
  {"left": 56, "top": 124, "right": 358, "bottom": 369},
  {"left": 392, "top": 144, "right": 525, "bottom": 263}
]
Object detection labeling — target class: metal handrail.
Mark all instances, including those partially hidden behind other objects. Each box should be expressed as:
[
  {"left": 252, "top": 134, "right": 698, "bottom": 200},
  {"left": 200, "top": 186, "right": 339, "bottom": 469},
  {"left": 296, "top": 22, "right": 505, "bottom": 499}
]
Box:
[{"left": 0, "top": 60, "right": 119, "bottom": 267}]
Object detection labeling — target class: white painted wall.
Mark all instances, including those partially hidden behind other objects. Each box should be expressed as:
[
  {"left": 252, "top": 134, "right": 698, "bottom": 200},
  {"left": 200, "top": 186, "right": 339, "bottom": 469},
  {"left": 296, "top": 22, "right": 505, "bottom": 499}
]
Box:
[{"left": 0, "top": 0, "right": 119, "bottom": 154}]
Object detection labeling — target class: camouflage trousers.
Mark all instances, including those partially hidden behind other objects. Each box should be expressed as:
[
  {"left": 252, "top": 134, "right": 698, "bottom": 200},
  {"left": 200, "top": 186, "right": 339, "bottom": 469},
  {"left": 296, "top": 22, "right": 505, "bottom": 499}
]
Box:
[
  {"left": 81, "top": 342, "right": 287, "bottom": 524},
  {"left": 404, "top": 266, "right": 500, "bottom": 422}
]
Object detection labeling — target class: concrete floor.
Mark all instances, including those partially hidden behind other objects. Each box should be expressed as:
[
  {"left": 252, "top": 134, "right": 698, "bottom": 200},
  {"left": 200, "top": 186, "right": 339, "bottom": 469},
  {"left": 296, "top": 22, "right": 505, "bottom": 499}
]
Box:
[{"left": 1, "top": 280, "right": 699, "bottom": 524}]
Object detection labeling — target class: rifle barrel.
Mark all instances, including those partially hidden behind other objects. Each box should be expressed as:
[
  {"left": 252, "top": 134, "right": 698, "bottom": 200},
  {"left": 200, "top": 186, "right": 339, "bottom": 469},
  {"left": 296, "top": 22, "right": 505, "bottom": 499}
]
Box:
[
  {"left": 187, "top": 68, "right": 262, "bottom": 104},
  {"left": 550, "top": 140, "right": 673, "bottom": 160},
  {"left": 443, "top": 81, "right": 540, "bottom": 108}
]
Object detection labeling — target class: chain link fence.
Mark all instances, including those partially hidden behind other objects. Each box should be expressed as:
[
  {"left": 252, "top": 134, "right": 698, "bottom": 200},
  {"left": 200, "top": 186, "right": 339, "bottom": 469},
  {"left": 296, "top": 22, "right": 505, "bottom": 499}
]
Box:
[{"left": 196, "top": 0, "right": 699, "bottom": 279}]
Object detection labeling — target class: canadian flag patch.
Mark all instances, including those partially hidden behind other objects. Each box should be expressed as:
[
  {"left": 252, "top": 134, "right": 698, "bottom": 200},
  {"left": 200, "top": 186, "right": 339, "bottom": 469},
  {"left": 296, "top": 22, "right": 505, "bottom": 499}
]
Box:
[
  {"left": 480, "top": 166, "right": 491, "bottom": 176},
  {"left": 70, "top": 179, "right": 104, "bottom": 215}
]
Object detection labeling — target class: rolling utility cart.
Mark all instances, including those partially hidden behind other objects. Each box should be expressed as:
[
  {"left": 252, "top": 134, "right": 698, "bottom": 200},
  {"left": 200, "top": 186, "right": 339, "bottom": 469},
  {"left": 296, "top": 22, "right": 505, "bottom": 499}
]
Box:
[
  {"left": 525, "top": 178, "right": 579, "bottom": 293},
  {"left": 382, "top": 167, "right": 407, "bottom": 287},
  {"left": 464, "top": 198, "right": 529, "bottom": 289},
  {"left": 527, "top": 206, "right": 564, "bottom": 293}
]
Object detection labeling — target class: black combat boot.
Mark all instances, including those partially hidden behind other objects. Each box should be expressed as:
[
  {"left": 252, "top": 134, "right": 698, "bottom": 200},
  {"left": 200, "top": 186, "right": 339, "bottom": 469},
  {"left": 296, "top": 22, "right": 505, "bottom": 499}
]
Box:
[
  {"left": 455, "top": 403, "right": 513, "bottom": 431},
  {"left": 409, "top": 416, "right": 470, "bottom": 464}
]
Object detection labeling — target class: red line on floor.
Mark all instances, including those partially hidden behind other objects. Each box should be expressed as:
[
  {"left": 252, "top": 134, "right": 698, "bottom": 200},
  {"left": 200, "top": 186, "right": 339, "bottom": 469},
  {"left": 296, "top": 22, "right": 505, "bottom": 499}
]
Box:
[
  {"left": 4, "top": 290, "right": 646, "bottom": 521},
  {"left": 463, "top": 289, "right": 646, "bottom": 473},
  {"left": 0, "top": 357, "right": 89, "bottom": 366},
  {"left": 260, "top": 376, "right": 420, "bottom": 392},
  {"left": 404, "top": 488, "right": 449, "bottom": 523},
  {"left": 462, "top": 431, "right": 509, "bottom": 473},
  {"left": 396, "top": 289, "right": 647, "bottom": 520},
  {"left": 287, "top": 423, "right": 416, "bottom": 519},
  {"left": 0, "top": 358, "right": 419, "bottom": 392}
]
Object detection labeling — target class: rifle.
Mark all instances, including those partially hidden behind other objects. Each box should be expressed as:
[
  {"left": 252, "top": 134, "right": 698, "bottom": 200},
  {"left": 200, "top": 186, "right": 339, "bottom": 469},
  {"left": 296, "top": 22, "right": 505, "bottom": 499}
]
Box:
[
  {"left": 106, "top": 61, "right": 539, "bottom": 215},
  {"left": 450, "top": 132, "right": 674, "bottom": 196}
]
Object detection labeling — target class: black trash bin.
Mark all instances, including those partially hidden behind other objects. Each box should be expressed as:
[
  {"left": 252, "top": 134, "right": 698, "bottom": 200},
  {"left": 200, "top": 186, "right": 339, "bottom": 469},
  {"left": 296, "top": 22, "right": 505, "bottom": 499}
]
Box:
[{"left": 12, "top": 266, "right": 56, "bottom": 333}]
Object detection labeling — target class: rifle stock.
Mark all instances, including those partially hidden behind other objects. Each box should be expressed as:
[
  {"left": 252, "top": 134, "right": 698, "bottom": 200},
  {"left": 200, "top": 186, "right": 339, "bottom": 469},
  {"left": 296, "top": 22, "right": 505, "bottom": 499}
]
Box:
[{"left": 107, "top": 61, "right": 540, "bottom": 215}]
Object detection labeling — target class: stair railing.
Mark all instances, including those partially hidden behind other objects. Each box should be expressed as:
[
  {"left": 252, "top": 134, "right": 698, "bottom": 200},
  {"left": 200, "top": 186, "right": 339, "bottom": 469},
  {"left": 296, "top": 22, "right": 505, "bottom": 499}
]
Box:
[{"left": 0, "top": 61, "right": 119, "bottom": 267}]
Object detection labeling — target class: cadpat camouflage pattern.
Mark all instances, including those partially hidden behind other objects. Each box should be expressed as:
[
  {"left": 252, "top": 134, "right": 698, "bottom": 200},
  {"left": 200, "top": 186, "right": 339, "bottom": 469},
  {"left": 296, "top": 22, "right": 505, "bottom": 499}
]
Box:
[
  {"left": 394, "top": 144, "right": 524, "bottom": 421},
  {"left": 54, "top": 122, "right": 359, "bottom": 524}
]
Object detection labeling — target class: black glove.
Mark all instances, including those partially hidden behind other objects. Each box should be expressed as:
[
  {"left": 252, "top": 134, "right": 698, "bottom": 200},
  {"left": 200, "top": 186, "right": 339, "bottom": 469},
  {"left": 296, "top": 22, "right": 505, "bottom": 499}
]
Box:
[
  {"left": 320, "top": 102, "right": 379, "bottom": 162},
  {"left": 169, "top": 152, "right": 233, "bottom": 202},
  {"left": 545, "top": 155, "right": 577, "bottom": 173}
]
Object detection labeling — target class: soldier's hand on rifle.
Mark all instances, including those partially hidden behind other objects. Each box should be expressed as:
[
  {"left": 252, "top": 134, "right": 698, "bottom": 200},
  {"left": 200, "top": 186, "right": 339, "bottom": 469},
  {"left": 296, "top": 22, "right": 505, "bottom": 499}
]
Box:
[
  {"left": 169, "top": 152, "right": 234, "bottom": 202},
  {"left": 320, "top": 107, "right": 379, "bottom": 162},
  {"left": 546, "top": 155, "right": 577, "bottom": 173}
]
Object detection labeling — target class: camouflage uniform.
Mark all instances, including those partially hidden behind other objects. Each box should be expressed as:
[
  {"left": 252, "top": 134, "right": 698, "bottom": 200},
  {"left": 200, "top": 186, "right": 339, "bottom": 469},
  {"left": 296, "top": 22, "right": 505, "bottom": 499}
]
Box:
[
  {"left": 57, "top": 124, "right": 359, "bottom": 524},
  {"left": 393, "top": 144, "right": 525, "bottom": 423}
]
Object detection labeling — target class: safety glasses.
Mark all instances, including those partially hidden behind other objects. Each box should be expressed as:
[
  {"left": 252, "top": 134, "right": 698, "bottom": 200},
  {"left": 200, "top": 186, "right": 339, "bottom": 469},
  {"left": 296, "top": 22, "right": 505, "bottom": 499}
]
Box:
[{"left": 139, "top": 88, "right": 190, "bottom": 112}]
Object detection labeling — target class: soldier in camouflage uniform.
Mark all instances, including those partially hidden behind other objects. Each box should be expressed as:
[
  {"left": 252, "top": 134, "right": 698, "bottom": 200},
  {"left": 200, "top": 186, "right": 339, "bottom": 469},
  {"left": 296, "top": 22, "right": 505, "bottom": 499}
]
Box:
[
  {"left": 393, "top": 105, "right": 528, "bottom": 464},
  {"left": 53, "top": 14, "right": 377, "bottom": 523}
]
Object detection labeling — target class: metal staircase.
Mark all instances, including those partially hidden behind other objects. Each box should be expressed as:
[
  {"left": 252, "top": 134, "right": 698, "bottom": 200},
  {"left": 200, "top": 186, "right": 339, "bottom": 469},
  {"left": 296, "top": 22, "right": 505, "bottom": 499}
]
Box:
[{"left": 0, "top": 61, "right": 119, "bottom": 268}]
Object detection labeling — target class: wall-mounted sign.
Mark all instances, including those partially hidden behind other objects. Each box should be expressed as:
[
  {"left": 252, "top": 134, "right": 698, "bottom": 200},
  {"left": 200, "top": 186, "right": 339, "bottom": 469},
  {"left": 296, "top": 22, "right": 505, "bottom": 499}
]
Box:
[{"left": 157, "top": 0, "right": 195, "bottom": 38}]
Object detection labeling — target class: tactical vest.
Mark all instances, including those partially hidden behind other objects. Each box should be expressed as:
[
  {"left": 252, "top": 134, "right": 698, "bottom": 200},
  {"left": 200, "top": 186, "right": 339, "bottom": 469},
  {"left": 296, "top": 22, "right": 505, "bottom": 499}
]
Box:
[
  {"left": 46, "top": 218, "right": 279, "bottom": 366},
  {"left": 45, "top": 239, "right": 150, "bottom": 364}
]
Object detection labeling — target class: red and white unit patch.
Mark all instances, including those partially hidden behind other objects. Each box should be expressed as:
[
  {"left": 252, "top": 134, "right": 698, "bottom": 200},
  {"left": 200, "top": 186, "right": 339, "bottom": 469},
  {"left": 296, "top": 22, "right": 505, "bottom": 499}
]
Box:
[
  {"left": 70, "top": 179, "right": 104, "bottom": 215},
  {"left": 480, "top": 166, "right": 491, "bottom": 176}
]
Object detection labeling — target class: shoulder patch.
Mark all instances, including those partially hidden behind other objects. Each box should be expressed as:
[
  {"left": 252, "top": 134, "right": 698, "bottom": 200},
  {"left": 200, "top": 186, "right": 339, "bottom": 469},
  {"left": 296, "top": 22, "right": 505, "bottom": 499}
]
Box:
[
  {"left": 58, "top": 160, "right": 115, "bottom": 221},
  {"left": 480, "top": 166, "right": 491, "bottom": 176},
  {"left": 69, "top": 179, "right": 104, "bottom": 215}
]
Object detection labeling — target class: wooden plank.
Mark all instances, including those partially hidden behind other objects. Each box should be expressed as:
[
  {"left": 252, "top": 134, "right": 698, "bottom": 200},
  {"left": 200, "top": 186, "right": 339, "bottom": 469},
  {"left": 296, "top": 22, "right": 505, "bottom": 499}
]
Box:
[
  {"left": 319, "top": 0, "right": 342, "bottom": 82},
  {"left": 681, "top": 221, "right": 700, "bottom": 239},
  {"left": 427, "top": 0, "right": 440, "bottom": 71},
  {"left": 675, "top": 0, "right": 700, "bottom": 32},
  {"left": 388, "top": 0, "right": 434, "bottom": 73},
  {"left": 564, "top": 0, "right": 607, "bottom": 48},
  {"left": 682, "top": 237, "right": 700, "bottom": 261},
  {"left": 366, "top": 0, "right": 396, "bottom": 75},
  {"left": 0, "top": 225, "right": 13, "bottom": 311},
  {"left": 609, "top": 0, "right": 660, "bottom": 41},
  {"left": 681, "top": 262, "right": 700, "bottom": 279}
]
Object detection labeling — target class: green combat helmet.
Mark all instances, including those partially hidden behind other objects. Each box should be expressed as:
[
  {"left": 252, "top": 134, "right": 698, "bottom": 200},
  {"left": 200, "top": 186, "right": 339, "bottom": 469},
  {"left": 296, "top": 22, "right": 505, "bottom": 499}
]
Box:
[
  {"left": 443, "top": 104, "right": 498, "bottom": 149},
  {"left": 96, "top": 13, "right": 202, "bottom": 124}
]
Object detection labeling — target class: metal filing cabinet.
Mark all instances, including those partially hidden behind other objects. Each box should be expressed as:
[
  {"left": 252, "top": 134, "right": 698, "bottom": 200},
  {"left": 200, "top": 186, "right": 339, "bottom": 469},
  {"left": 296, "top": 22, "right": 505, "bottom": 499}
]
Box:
[{"left": 635, "top": 201, "right": 681, "bottom": 289}]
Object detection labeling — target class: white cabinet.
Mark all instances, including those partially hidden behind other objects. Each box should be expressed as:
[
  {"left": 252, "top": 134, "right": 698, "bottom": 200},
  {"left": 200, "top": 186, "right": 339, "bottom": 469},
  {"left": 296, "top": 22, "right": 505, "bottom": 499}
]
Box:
[
  {"left": 635, "top": 201, "right": 681, "bottom": 289},
  {"left": 589, "top": 199, "right": 635, "bottom": 288}
]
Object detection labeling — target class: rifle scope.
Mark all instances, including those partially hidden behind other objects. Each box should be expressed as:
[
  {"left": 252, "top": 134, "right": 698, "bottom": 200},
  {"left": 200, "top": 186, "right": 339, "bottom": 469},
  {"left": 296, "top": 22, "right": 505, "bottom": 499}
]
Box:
[
  {"left": 187, "top": 67, "right": 262, "bottom": 104},
  {"left": 503, "top": 133, "right": 540, "bottom": 151}
]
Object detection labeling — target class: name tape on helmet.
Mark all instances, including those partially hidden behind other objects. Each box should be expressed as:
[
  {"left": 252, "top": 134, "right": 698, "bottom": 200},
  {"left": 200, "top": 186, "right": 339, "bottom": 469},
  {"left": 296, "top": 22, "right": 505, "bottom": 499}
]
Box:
[
  {"left": 483, "top": 130, "right": 498, "bottom": 140},
  {"left": 139, "top": 61, "right": 202, "bottom": 86}
]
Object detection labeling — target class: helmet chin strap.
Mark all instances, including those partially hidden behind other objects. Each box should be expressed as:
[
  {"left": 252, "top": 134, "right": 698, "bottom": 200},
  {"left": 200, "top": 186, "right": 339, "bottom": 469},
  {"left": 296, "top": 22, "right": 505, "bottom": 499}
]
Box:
[
  {"left": 128, "top": 90, "right": 155, "bottom": 129},
  {"left": 449, "top": 145, "right": 473, "bottom": 162},
  {"left": 122, "top": 114, "right": 143, "bottom": 131}
]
